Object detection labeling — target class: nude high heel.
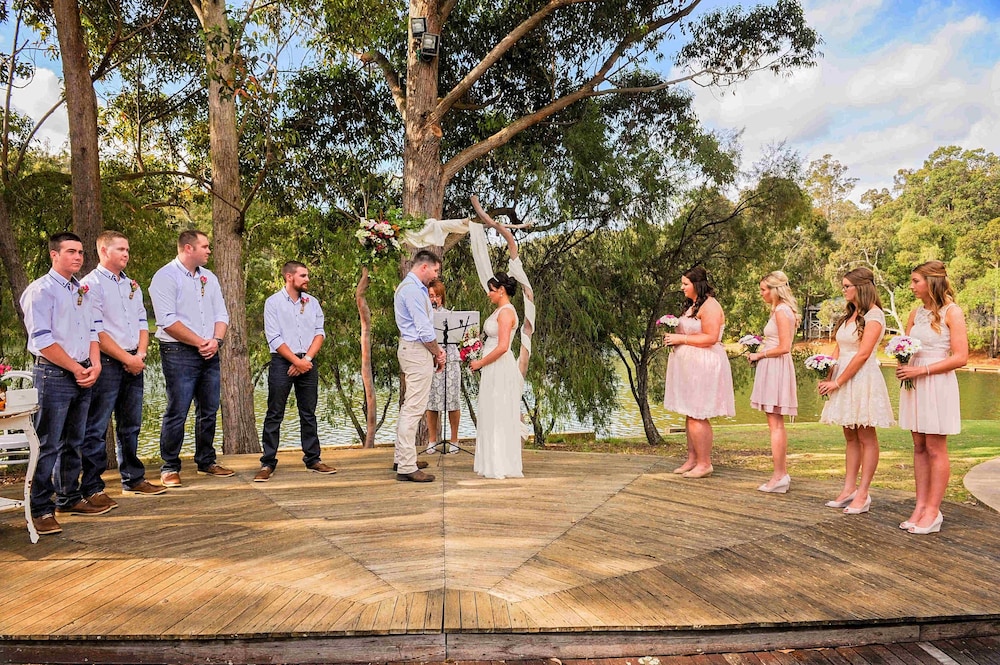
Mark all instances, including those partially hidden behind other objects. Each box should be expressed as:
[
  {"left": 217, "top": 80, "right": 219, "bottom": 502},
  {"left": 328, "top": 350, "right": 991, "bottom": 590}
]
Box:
[
  {"left": 758, "top": 474, "right": 790, "bottom": 494},
  {"left": 899, "top": 520, "right": 915, "bottom": 530},
  {"left": 908, "top": 511, "right": 943, "bottom": 535},
  {"left": 843, "top": 494, "right": 871, "bottom": 515},
  {"left": 825, "top": 490, "right": 857, "bottom": 508}
]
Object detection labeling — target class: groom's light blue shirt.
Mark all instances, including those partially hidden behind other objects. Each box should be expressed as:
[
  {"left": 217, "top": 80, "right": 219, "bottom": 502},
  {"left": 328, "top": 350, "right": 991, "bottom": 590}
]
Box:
[{"left": 394, "top": 272, "right": 435, "bottom": 343}]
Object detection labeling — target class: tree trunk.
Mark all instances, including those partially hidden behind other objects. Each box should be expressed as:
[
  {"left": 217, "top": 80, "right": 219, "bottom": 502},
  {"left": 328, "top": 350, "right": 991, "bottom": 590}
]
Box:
[
  {"left": 194, "top": 0, "right": 259, "bottom": 454},
  {"left": 356, "top": 267, "right": 376, "bottom": 448},
  {"left": 634, "top": 357, "right": 663, "bottom": 445},
  {"left": 0, "top": 198, "right": 28, "bottom": 322},
  {"left": 52, "top": 0, "right": 102, "bottom": 274}
]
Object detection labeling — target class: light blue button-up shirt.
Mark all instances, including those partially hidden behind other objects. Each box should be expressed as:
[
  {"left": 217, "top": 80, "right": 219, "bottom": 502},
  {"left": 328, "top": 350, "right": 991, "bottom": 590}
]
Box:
[
  {"left": 81, "top": 265, "right": 148, "bottom": 352},
  {"left": 20, "top": 269, "right": 102, "bottom": 361},
  {"left": 394, "top": 272, "right": 435, "bottom": 343},
  {"left": 148, "top": 258, "right": 229, "bottom": 343},
  {"left": 264, "top": 289, "right": 325, "bottom": 354}
]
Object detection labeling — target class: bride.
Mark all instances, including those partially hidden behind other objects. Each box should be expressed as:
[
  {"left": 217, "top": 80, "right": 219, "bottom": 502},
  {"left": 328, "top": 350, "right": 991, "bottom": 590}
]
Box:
[{"left": 469, "top": 273, "right": 523, "bottom": 479}]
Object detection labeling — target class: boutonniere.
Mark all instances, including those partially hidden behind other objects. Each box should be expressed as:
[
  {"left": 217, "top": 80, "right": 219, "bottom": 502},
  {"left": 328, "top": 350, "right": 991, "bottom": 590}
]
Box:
[
  {"left": 129, "top": 279, "right": 139, "bottom": 300},
  {"left": 76, "top": 284, "right": 89, "bottom": 306},
  {"left": 199, "top": 275, "right": 208, "bottom": 296},
  {"left": 300, "top": 296, "right": 309, "bottom": 314}
]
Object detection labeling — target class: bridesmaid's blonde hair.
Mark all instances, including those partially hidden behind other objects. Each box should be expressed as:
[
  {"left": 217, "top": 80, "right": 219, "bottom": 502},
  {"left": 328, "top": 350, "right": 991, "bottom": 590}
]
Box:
[
  {"left": 834, "top": 267, "right": 883, "bottom": 340},
  {"left": 913, "top": 260, "right": 955, "bottom": 334},
  {"left": 761, "top": 271, "right": 801, "bottom": 326}
]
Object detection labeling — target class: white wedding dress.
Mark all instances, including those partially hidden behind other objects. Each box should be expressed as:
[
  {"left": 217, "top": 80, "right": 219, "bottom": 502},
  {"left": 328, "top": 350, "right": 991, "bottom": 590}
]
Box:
[{"left": 473, "top": 303, "right": 524, "bottom": 479}]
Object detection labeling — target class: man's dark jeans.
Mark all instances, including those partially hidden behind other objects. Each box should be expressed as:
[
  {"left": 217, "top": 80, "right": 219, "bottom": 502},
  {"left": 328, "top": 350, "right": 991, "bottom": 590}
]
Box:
[
  {"left": 31, "top": 364, "right": 92, "bottom": 517},
  {"left": 77, "top": 353, "right": 146, "bottom": 493},
  {"left": 260, "top": 354, "right": 321, "bottom": 470},
  {"left": 158, "top": 342, "right": 220, "bottom": 473}
]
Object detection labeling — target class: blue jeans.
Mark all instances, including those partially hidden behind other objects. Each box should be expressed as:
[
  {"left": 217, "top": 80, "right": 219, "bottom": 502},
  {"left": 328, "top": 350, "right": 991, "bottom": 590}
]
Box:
[
  {"left": 79, "top": 354, "right": 146, "bottom": 491},
  {"left": 158, "top": 342, "right": 220, "bottom": 473},
  {"left": 31, "top": 364, "right": 93, "bottom": 517},
  {"left": 260, "top": 354, "right": 321, "bottom": 469}
]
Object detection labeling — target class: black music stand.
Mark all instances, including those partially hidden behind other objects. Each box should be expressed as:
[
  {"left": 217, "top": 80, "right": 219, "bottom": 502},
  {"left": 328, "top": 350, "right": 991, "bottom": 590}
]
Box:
[{"left": 425, "top": 309, "right": 479, "bottom": 457}]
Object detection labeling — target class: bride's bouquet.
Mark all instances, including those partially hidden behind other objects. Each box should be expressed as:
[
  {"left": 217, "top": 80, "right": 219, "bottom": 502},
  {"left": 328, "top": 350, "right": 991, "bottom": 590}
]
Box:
[
  {"left": 885, "top": 335, "right": 922, "bottom": 390},
  {"left": 804, "top": 354, "right": 837, "bottom": 399},
  {"left": 459, "top": 326, "right": 483, "bottom": 368}
]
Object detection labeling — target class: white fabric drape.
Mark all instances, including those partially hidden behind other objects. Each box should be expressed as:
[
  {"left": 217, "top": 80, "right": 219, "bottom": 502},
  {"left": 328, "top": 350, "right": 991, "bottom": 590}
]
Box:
[{"left": 402, "top": 217, "right": 471, "bottom": 248}]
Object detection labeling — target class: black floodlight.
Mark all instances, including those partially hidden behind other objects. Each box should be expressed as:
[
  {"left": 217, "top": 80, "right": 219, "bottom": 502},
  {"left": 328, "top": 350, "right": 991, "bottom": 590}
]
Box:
[
  {"left": 410, "top": 17, "right": 427, "bottom": 37},
  {"left": 420, "top": 32, "right": 440, "bottom": 60}
]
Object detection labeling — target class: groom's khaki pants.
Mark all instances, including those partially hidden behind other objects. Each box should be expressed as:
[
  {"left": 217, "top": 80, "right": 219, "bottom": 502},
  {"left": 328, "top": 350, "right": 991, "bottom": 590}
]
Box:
[{"left": 395, "top": 340, "right": 434, "bottom": 474}]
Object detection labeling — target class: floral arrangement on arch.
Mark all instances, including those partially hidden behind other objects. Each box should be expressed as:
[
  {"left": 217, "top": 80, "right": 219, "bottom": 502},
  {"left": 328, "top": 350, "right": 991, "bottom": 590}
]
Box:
[{"left": 355, "top": 209, "right": 424, "bottom": 266}]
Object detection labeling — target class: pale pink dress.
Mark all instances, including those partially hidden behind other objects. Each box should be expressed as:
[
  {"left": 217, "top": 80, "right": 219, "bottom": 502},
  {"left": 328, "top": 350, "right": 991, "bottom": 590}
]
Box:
[
  {"left": 663, "top": 308, "right": 735, "bottom": 420},
  {"left": 898, "top": 304, "right": 961, "bottom": 435},
  {"left": 820, "top": 307, "right": 895, "bottom": 428},
  {"left": 750, "top": 304, "right": 798, "bottom": 416}
]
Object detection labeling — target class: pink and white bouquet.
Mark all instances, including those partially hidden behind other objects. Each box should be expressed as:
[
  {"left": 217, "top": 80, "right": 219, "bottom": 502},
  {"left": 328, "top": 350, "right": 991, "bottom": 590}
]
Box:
[
  {"left": 738, "top": 334, "right": 764, "bottom": 354},
  {"left": 657, "top": 314, "right": 679, "bottom": 328},
  {"left": 459, "top": 326, "right": 483, "bottom": 367},
  {"left": 356, "top": 219, "right": 403, "bottom": 263},
  {"left": 804, "top": 354, "right": 838, "bottom": 399},
  {"left": 885, "top": 335, "right": 922, "bottom": 390}
]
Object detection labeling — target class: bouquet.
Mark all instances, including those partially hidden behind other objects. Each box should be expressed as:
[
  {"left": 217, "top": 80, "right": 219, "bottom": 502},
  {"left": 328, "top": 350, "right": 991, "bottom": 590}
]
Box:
[
  {"left": 804, "top": 354, "right": 838, "bottom": 399},
  {"left": 657, "top": 314, "right": 679, "bottom": 353},
  {"left": 356, "top": 219, "right": 403, "bottom": 263},
  {"left": 459, "top": 326, "right": 483, "bottom": 367},
  {"left": 738, "top": 334, "right": 764, "bottom": 354},
  {"left": 885, "top": 335, "right": 922, "bottom": 390}
]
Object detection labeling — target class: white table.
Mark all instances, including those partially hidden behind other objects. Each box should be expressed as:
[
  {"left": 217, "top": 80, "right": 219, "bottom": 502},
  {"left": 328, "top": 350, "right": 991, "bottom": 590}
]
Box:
[{"left": 0, "top": 404, "right": 41, "bottom": 543}]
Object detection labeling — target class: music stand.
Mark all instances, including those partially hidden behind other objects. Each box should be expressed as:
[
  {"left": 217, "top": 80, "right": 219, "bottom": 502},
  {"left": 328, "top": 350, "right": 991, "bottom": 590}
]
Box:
[{"left": 425, "top": 309, "right": 479, "bottom": 457}]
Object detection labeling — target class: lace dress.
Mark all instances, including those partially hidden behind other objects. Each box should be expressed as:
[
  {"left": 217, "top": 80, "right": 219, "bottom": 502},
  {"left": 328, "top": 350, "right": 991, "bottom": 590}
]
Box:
[
  {"left": 898, "top": 304, "right": 961, "bottom": 435},
  {"left": 750, "top": 304, "right": 798, "bottom": 416},
  {"left": 662, "top": 309, "right": 736, "bottom": 420},
  {"left": 473, "top": 303, "right": 524, "bottom": 479},
  {"left": 820, "top": 307, "right": 895, "bottom": 428}
]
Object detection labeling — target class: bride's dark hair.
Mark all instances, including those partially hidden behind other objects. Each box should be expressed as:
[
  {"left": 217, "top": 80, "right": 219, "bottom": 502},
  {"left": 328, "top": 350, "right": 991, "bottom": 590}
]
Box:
[{"left": 487, "top": 272, "right": 517, "bottom": 297}]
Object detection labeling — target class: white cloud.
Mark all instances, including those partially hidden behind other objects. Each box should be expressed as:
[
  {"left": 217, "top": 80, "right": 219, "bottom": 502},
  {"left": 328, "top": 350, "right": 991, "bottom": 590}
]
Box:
[
  {"left": 9, "top": 67, "right": 69, "bottom": 150},
  {"left": 804, "top": 0, "right": 886, "bottom": 41}
]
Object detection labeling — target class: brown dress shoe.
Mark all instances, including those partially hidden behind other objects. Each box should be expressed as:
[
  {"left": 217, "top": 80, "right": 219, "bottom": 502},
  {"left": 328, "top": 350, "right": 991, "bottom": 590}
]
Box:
[
  {"left": 32, "top": 513, "right": 62, "bottom": 535},
  {"left": 160, "top": 471, "right": 182, "bottom": 487},
  {"left": 308, "top": 462, "right": 337, "bottom": 474},
  {"left": 198, "top": 463, "right": 235, "bottom": 477},
  {"left": 123, "top": 480, "right": 167, "bottom": 496},
  {"left": 56, "top": 499, "right": 113, "bottom": 516},
  {"left": 85, "top": 491, "right": 119, "bottom": 509},
  {"left": 392, "top": 461, "right": 429, "bottom": 471},
  {"left": 254, "top": 467, "right": 273, "bottom": 482},
  {"left": 396, "top": 470, "right": 435, "bottom": 482}
]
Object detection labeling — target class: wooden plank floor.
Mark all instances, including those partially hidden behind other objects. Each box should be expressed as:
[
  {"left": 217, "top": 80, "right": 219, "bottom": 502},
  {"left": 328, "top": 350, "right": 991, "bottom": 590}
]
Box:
[{"left": 1, "top": 446, "right": 999, "bottom": 662}]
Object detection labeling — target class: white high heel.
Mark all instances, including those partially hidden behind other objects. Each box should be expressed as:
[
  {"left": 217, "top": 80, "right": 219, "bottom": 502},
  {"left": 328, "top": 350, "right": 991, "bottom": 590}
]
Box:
[
  {"left": 908, "top": 512, "right": 943, "bottom": 535},
  {"left": 758, "top": 474, "right": 790, "bottom": 494},
  {"left": 899, "top": 520, "right": 915, "bottom": 530},
  {"left": 843, "top": 494, "right": 871, "bottom": 515},
  {"left": 825, "top": 490, "right": 857, "bottom": 508}
]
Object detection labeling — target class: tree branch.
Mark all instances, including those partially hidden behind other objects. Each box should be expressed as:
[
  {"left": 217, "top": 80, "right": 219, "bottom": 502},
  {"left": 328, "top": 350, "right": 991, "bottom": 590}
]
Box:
[{"left": 358, "top": 50, "right": 406, "bottom": 119}]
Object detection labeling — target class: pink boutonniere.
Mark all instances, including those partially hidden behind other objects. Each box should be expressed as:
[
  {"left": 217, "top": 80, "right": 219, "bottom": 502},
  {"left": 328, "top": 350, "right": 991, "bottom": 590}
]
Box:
[
  {"left": 76, "top": 284, "right": 89, "bottom": 306},
  {"left": 199, "top": 275, "right": 208, "bottom": 297},
  {"left": 300, "top": 296, "right": 309, "bottom": 314},
  {"left": 129, "top": 279, "right": 139, "bottom": 300}
]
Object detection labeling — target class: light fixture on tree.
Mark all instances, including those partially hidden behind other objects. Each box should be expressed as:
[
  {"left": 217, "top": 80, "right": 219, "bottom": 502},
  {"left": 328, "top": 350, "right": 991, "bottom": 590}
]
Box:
[
  {"left": 419, "top": 32, "right": 440, "bottom": 61},
  {"left": 410, "top": 17, "right": 427, "bottom": 37}
]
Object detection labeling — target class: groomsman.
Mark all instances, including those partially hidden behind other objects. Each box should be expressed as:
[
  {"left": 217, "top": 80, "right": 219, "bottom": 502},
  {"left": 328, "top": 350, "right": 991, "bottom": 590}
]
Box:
[
  {"left": 393, "top": 249, "right": 445, "bottom": 482},
  {"left": 148, "top": 230, "right": 232, "bottom": 487},
  {"left": 77, "top": 231, "right": 166, "bottom": 502},
  {"left": 255, "top": 261, "right": 335, "bottom": 481},
  {"left": 20, "top": 232, "right": 104, "bottom": 535}
]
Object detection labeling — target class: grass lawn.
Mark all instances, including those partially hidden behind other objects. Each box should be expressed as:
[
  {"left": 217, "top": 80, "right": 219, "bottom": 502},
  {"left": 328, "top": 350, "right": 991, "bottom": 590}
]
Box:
[{"left": 547, "top": 420, "right": 1000, "bottom": 506}]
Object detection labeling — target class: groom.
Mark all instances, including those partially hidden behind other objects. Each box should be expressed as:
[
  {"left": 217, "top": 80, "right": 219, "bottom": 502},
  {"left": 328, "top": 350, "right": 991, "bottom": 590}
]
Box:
[{"left": 394, "top": 249, "right": 446, "bottom": 482}]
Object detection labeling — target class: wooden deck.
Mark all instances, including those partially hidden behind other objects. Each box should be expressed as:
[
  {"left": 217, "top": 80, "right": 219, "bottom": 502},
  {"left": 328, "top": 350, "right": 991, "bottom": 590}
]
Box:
[{"left": 1, "top": 447, "right": 999, "bottom": 663}]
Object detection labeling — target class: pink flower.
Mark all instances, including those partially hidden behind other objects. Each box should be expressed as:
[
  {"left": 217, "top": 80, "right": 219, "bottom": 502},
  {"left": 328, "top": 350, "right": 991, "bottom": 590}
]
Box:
[
  {"left": 129, "top": 279, "right": 139, "bottom": 299},
  {"left": 199, "top": 275, "right": 207, "bottom": 296},
  {"left": 300, "top": 296, "right": 309, "bottom": 313},
  {"left": 76, "top": 284, "right": 89, "bottom": 306}
]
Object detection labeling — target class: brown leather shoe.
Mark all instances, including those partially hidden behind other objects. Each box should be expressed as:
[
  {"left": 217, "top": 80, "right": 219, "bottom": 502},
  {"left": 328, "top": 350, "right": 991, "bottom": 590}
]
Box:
[
  {"left": 254, "top": 467, "right": 273, "bottom": 482},
  {"left": 32, "top": 513, "right": 62, "bottom": 535},
  {"left": 85, "top": 491, "right": 119, "bottom": 510},
  {"left": 56, "top": 499, "right": 113, "bottom": 516},
  {"left": 123, "top": 480, "right": 167, "bottom": 496},
  {"left": 198, "top": 463, "right": 235, "bottom": 477},
  {"left": 392, "top": 461, "right": 429, "bottom": 471},
  {"left": 160, "top": 471, "right": 182, "bottom": 487},
  {"left": 308, "top": 462, "right": 337, "bottom": 474},
  {"left": 396, "top": 470, "right": 435, "bottom": 482}
]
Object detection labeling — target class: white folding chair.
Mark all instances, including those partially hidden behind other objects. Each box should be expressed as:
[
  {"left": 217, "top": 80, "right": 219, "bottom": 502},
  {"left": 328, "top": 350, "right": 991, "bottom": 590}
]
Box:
[{"left": 0, "top": 370, "right": 41, "bottom": 543}]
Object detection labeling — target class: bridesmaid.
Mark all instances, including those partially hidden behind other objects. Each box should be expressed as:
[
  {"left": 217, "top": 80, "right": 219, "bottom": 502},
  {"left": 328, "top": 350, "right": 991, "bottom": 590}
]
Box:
[
  {"left": 896, "top": 261, "right": 967, "bottom": 535},
  {"left": 662, "top": 266, "right": 735, "bottom": 479},
  {"left": 747, "top": 271, "right": 799, "bottom": 493},
  {"left": 817, "top": 267, "right": 894, "bottom": 514}
]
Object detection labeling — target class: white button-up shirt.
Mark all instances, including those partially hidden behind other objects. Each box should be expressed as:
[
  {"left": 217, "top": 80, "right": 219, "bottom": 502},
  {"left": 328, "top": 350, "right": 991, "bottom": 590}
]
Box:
[
  {"left": 20, "top": 269, "right": 102, "bottom": 361},
  {"left": 148, "top": 258, "right": 229, "bottom": 343},
  {"left": 81, "top": 265, "right": 148, "bottom": 352},
  {"left": 264, "top": 289, "right": 326, "bottom": 354}
]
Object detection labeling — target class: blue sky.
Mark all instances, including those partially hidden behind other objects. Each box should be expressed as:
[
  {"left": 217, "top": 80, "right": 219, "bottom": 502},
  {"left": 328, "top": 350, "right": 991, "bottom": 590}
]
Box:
[{"left": 6, "top": 0, "right": 1000, "bottom": 200}]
